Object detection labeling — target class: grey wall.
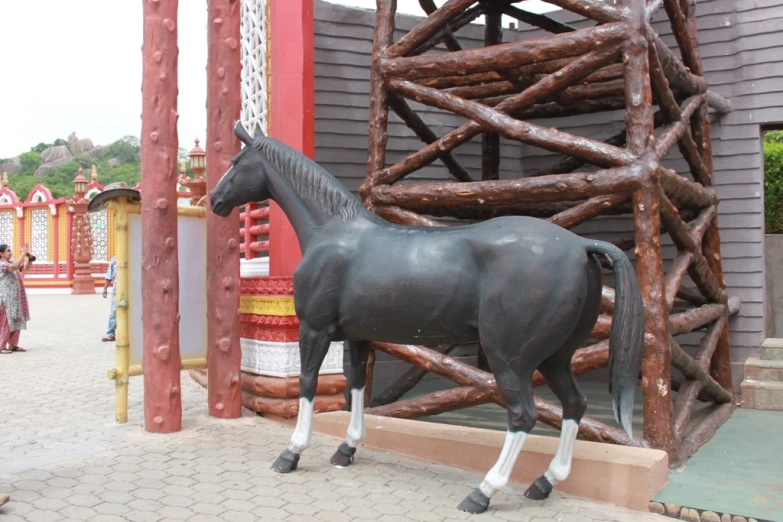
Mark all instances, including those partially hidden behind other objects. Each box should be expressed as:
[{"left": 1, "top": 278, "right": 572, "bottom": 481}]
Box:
[
  {"left": 766, "top": 235, "right": 783, "bottom": 338},
  {"left": 312, "top": 0, "right": 783, "bottom": 387}
]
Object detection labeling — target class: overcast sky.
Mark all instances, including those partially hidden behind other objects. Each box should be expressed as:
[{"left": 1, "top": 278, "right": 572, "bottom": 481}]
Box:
[{"left": 0, "top": 0, "right": 556, "bottom": 159}]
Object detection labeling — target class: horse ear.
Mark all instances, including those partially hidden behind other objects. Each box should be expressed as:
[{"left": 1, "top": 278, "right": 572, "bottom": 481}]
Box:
[
  {"left": 252, "top": 124, "right": 266, "bottom": 139},
  {"left": 234, "top": 121, "right": 253, "bottom": 145}
]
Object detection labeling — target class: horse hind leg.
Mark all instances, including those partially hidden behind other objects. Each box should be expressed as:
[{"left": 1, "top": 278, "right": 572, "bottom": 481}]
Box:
[
  {"left": 524, "top": 360, "right": 587, "bottom": 501},
  {"left": 525, "top": 256, "right": 599, "bottom": 500},
  {"left": 330, "top": 340, "right": 370, "bottom": 467},
  {"left": 271, "top": 323, "right": 333, "bottom": 473},
  {"left": 458, "top": 368, "right": 538, "bottom": 514}
]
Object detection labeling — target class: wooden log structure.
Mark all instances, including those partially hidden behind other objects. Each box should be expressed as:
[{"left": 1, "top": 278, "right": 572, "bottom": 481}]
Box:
[
  {"left": 359, "top": 0, "right": 740, "bottom": 465},
  {"left": 140, "top": 0, "right": 182, "bottom": 433}
]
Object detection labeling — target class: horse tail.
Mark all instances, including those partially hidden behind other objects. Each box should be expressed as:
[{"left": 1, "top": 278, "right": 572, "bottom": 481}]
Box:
[{"left": 583, "top": 240, "right": 644, "bottom": 439}]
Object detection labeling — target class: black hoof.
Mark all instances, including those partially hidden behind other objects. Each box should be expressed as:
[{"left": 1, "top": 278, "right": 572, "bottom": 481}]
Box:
[
  {"left": 457, "top": 488, "right": 490, "bottom": 514},
  {"left": 524, "top": 476, "right": 553, "bottom": 501},
  {"left": 330, "top": 443, "right": 356, "bottom": 467},
  {"left": 271, "top": 449, "right": 300, "bottom": 473}
]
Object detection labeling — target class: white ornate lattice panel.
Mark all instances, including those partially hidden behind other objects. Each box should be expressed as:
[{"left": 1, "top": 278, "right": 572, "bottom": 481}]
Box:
[
  {"left": 240, "top": 338, "right": 344, "bottom": 377},
  {"left": 31, "top": 209, "right": 49, "bottom": 262},
  {"left": 89, "top": 209, "right": 108, "bottom": 262},
  {"left": 240, "top": 0, "right": 269, "bottom": 136},
  {"left": 0, "top": 212, "right": 13, "bottom": 248}
]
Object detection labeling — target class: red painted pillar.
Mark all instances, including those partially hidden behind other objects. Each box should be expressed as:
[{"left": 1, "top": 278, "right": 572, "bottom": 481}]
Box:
[
  {"left": 268, "top": 0, "right": 314, "bottom": 276},
  {"left": 140, "top": 0, "right": 182, "bottom": 433},
  {"left": 206, "top": 0, "right": 242, "bottom": 419}
]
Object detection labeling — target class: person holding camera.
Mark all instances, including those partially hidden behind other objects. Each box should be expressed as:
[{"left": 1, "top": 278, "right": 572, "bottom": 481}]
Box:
[{"left": 0, "top": 243, "right": 31, "bottom": 354}]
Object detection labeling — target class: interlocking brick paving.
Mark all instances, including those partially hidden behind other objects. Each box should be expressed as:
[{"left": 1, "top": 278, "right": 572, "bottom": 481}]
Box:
[{"left": 0, "top": 294, "right": 670, "bottom": 521}]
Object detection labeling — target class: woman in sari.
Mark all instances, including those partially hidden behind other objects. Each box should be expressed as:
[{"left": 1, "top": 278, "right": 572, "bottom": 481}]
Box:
[{"left": 0, "top": 243, "right": 31, "bottom": 354}]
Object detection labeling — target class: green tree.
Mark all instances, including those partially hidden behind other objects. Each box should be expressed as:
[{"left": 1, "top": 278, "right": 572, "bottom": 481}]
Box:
[
  {"left": 18, "top": 152, "right": 41, "bottom": 177},
  {"left": 764, "top": 131, "right": 783, "bottom": 234}
]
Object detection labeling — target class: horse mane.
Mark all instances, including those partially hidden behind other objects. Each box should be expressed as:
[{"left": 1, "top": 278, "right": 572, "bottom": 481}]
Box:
[{"left": 254, "top": 137, "right": 363, "bottom": 222}]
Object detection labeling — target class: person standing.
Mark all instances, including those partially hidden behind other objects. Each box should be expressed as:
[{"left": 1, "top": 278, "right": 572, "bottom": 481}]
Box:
[
  {"left": 102, "top": 256, "right": 117, "bottom": 342},
  {"left": 0, "top": 244, "right": 31, "bottom": 354}
]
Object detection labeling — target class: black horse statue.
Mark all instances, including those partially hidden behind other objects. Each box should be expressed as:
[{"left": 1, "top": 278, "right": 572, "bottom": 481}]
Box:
[{"left": 211, "top": 122, "right": 644, "bottom": 514}]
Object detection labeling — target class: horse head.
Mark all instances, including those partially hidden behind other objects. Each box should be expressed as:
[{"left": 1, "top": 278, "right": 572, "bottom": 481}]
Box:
[{"left": 210, "top": 121, "right": 272, "bottom": 217}]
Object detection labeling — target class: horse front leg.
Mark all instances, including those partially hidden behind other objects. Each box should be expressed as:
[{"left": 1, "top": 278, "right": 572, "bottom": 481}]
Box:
[
  {"left": 271, "top": 322, "right": 333, "bottom": 473},
  {"left": 330, "top": 340, "right": 370, "bottom": 467}
]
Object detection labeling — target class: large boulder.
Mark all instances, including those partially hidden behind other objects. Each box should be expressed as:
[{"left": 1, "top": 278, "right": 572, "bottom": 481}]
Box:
[
  {"left": 107, "top": 157, "right": 124, "bottom": 167},
  {"left": 0, "top": 157, "right": 21, "bottom": 174},
  {"left": 34, "top": 158, "right": 72, "bottom": 177},
  {"left": 67, "top": 132, "right": 94, "bottom": 156},
  {"left": 40, "top": 145, "right": 72, "bottom": 165},
  {"left": 86, "top": 145, "right": 111, "bottom": 158}
]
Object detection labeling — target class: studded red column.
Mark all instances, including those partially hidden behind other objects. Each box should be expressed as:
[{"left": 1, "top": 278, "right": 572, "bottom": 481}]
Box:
[
  {"left": 206, "top": 0, "right": 243, "bottom": 418},
  {"left": 140, "top": 0, "right": 182, "bottom": 433}
]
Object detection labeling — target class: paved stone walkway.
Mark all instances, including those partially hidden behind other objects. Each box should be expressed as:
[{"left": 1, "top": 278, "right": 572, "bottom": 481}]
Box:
[{"left": 0, "top": 295, "right": 671, "bottom": 522}]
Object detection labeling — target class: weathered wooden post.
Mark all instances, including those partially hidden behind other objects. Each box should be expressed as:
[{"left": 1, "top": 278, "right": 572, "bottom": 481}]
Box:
[{"left": 140, "top": 0, "right": 182, "bottom": 433}]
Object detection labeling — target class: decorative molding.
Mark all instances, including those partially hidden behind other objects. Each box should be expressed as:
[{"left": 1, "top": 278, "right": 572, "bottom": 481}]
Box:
[
  {"left": 240, "top": 276, "right": 294, "bottom": 296},
  {"left": 239, "top": 313, "right": 299, "bottom": 327},
  {"left": 240, "top": 324, "right": 299, "bottom": 342},
  {"left": 240, "top": 257, "right": 270, "bottom": 278},
  {"left": 240, "top": 338, "right": 344, "bottom": 377},
  {"left": 239, "top": 295, "right": 295, "bottom": 316}
]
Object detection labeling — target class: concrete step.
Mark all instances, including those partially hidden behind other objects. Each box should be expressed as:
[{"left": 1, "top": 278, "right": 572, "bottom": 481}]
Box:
[
  {"left": 744, "top": 356, "right": 783, "bottom": 381},
  {"left": 761, "top": 338, "right": 783, "bottom": 361},
  {"left": 741, "top": 379, "right": 783, "bottom": 410}
]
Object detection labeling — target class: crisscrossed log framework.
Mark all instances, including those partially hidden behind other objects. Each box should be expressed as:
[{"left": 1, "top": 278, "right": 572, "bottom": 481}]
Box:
[{"left": 358, "top": 0, "right": 739, "bottom": 464}]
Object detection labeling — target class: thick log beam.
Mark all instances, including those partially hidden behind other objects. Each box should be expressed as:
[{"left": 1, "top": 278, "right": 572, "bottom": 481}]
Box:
[
  {"left": 672, "top": 380, "right": 702, "bottom": 441},
  {"left": 673, "top": 402, "right": 734, "bottom": 468},
  {"left": 670, "top": 297, "right": 740, "bottom": 336},
  {"left": 681, "top": 0, "right": 735, "bottom": 394},
  {"left": 141, "top": 0, "right": 182, "bottom": 433},
  {"left": 648, "top": 30, "right": 707, "bottom": 97},
  {"left": 370, "top": 344, "right": 457, "bottom": 407},
  {"left": 386, "top": 0, "right": 477, "bottom": 58},
  {"left": 373, "top": 205, "right": 447, "bottom": 227},
  {"left": 664, "top": 252, "right": 693, "bottom": 312},
  {"left": 382, "top": 23, "right": 628, "bottom": 80},
  {"left": 411, "top": 1, "right": 486, "bottom": 56},
  {"left": 389, "top": 79, "right": 634, "bottom": 168},
  {"left": 654, "top": 96, "right": 704, "bottom": 160},
  {"left": 705, "top": 90, "right": 733, "bottom": 115},
  {"left": 536, "top": 112, "right": 665, "bottom": 177},
  {"left": 659, "top": 194, "right": 727, "bottom": 304},
  {"left": 623, "top": 0, "right": 675, "bottom": 454},
  {"left": 376, "top": 47, "right": 625, "bottom": 186},
  {"left": 360, "top": 0, "right": 396, "bottom": 201},
  {"left": 549, "top": 194, "right": 627, "bottom": 230},
  {"left": 670, "top": 338, "right": 732, "bottom": 403},
  {"left": 647, "top": 39, "right": 712, "bottom": 185},
  {"left": 659, "top": 168, "right": 715, "bottom": 209},
  {"left": 388, "top": 94, "right": 472, "bottom": 182},
  {"left": 371, "top": 165, "right": 642, "bottom": 208},
  {"left": 366, "top": 385, "right": 494, "bottom": 418}
]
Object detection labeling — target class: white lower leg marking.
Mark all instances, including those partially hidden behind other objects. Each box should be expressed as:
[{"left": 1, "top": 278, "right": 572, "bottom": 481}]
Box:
[
  {"left": 479, "top": 430, "right": 528, "bottom": 498},
  {"left": 544, "top": 419, "right": 579, "bottom": 485},
  {"left": 288, "top": 398, "right": 314, "bottom": 453},
  {"left": 345, "top": 387, "right": 366, "bottom": 447}
]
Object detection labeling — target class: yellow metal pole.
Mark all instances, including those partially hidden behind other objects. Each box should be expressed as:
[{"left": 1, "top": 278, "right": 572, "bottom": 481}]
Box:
[{"left": 112, "top": 198, "right": 130, "bottom": 423}]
